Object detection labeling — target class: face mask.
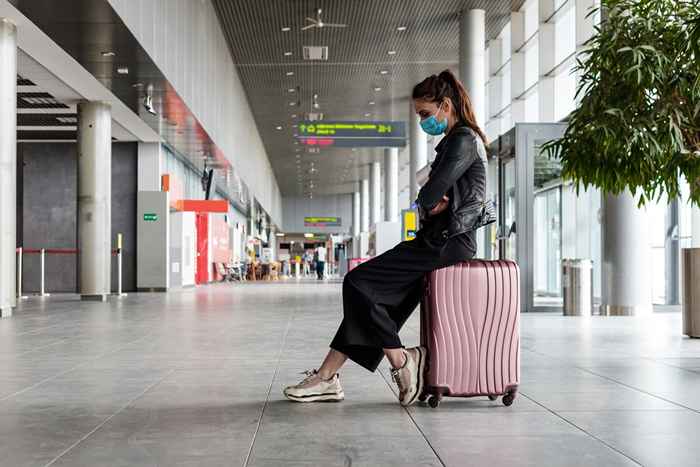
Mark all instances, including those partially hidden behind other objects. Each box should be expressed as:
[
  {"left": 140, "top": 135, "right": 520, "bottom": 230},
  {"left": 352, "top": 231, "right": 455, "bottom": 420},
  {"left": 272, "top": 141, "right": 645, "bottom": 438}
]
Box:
[{"left": 420, "top": 104, "right": 448, "bottom": 136}]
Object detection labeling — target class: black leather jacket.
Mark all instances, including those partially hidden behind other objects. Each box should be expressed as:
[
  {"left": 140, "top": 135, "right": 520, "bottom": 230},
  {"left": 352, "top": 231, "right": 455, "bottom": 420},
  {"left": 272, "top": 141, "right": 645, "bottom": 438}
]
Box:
[{"left": 416, "top": 124, "right": 487, "bottom": 241}]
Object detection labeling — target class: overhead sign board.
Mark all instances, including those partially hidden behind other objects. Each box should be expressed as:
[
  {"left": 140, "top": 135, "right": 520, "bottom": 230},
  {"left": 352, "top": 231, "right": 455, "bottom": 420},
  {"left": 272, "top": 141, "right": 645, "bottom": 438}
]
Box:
[
  {"left": 296, "top": 121, "right": 406, "bottom": 148},
  {"left": 304, "top": 216, "right": 341, "bottom": 227}
]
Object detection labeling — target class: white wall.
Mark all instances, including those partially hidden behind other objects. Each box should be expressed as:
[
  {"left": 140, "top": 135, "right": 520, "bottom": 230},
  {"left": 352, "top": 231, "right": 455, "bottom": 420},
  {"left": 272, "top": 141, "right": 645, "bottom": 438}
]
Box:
[
  {"left": 107, "top": 0, "right": 282, "bottom": 225},
  {"left": 282, "top": 195, "right": 353, "bottom": 235}
]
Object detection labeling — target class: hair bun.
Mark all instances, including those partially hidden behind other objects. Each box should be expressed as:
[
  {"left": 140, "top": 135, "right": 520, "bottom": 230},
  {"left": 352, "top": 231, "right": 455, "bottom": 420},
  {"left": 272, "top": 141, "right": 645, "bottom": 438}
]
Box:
[{"left": 438, "top": 69, "right": 457, "bottom": 83}]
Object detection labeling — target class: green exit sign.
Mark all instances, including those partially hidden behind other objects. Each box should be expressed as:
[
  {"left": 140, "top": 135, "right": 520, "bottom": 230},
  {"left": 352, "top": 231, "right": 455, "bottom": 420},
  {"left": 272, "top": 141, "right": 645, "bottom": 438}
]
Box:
[{"left": 143, "top": 213, "right": 158, "bottom": 222}]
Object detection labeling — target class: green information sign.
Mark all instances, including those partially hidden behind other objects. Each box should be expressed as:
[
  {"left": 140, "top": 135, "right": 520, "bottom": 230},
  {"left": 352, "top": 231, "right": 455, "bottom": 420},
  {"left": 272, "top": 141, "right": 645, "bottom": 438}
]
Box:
[
  {"left": 304, "top": 217, "right": 341, "bottom": 227},
  {"left": 143, "top": 213, "right": 158, "bottom": 222},
  {"left": 296, "top": 121, "right": 406, "bottom": 148}
]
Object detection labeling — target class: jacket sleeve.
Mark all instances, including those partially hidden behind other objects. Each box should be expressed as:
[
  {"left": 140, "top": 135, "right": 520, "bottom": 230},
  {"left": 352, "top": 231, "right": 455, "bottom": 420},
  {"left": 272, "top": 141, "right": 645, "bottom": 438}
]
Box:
[{"left": 417, "top": 130, "right": 479, "bottom": 212}]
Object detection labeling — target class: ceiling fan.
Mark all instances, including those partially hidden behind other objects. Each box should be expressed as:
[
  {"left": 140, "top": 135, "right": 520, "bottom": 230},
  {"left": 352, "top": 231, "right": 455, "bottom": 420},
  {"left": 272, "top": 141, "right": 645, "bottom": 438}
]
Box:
[{"left": 302, "top": 8, "right": 347, "bottom": 31}]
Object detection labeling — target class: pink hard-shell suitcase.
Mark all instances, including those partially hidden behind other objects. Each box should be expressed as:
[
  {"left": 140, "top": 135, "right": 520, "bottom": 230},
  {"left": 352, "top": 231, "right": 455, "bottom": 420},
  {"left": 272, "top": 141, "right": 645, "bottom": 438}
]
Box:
[{"left": 419, "top": 260, "right": 520, "bottom": 408}]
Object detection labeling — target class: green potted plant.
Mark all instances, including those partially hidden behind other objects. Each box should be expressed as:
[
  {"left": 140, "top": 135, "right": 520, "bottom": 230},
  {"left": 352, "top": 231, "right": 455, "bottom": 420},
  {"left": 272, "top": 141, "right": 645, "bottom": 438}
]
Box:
[
  {"left": 543, "top": 0, "right": 700, "bottom": 320},
  {"left": 543, "top": 0, "right": 700, "bottom": 204}
]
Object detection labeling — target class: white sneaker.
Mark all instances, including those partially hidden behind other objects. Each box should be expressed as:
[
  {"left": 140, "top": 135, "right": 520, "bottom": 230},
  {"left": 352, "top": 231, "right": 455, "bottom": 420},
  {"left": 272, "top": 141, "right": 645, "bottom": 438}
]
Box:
[
  {"left": 390, "top": 347, "right": 426, "bottom": 406},
  {"left": 283, "top": 369, "right": 345, "bottom": 402}
]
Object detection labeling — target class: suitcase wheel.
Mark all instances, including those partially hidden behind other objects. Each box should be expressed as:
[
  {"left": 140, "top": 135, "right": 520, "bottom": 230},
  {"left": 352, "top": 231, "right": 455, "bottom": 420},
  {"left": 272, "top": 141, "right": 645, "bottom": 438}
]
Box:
[
  {"left": 427, "top": 395, "right": 440, "bottom": 408},
  {"left": 418, "top": 393, "right": 429, "bottom": 403},
  {"left": 488, "top": 395, "right": 498, "bottom": 401},
  {"left": 502, "top": 393, "right": 515, "bottom": 407}
]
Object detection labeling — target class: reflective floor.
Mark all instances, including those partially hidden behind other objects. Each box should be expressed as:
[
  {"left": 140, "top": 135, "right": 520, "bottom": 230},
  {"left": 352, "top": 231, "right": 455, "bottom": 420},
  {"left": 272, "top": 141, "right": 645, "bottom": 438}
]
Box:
[{"left": 1, "top": 281, "right": 698, "bottom": 466}]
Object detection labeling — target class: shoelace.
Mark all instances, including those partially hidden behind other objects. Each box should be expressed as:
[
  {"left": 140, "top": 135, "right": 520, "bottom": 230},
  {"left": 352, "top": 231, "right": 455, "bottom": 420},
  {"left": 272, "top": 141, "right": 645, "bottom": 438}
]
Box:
[
  {"left": 299, "top": 369, "right": 320, "bottom": 385},
  {"left": 390, "top": 368, "right": 406, "bottom": 392}
]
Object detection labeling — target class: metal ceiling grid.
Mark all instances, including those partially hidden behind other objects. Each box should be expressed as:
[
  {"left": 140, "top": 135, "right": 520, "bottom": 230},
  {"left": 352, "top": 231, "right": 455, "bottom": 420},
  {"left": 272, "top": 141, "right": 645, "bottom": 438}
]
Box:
[{"left": 213, "top": 0, "right": 524, "bottom": 196}]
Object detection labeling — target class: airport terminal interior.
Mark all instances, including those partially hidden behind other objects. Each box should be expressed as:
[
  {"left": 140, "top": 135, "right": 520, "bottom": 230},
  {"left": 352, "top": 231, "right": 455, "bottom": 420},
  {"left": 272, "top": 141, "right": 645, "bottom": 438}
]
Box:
[{"left": 0, "top": 0, "right": 699, "bottom": 466}]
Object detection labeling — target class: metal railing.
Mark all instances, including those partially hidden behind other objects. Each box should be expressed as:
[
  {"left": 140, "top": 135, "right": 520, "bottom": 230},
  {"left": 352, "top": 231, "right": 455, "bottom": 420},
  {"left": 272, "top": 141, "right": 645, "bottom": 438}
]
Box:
[{"left": 15, "top": 234, "right": 127, "bottom": 299}]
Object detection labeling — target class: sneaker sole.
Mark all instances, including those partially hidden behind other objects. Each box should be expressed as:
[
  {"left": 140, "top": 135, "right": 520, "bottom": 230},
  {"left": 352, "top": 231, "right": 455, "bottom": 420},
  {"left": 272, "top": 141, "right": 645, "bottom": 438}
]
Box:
[
  {"left": 285, "top": 391, "right": 345, "bottom": 403},
  {"left": 403, "top": 347, "right": 426, "bottom": 407}
]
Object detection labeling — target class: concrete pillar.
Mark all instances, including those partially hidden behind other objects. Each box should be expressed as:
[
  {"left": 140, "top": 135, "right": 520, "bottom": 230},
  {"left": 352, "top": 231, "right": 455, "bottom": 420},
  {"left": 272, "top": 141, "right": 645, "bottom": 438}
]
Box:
[
  {"left": 370, "top": 161, "right": 381, "bottom": 226},
  {"left": 460, "top": 9, "right": 486, "bottom": 128},
  {"left": 384, "top": 148, "right": 399, "bottom": 222},
  {"left": 665, "top": 199, "right": 680, "bottom": 305},
  {"left": 511, "top": 11, "right": 527, "bottom": 124},
  {"left": 77, "top": 101, "right": 112, "bottom": 301},
  {"left": 601, "top": 191, "right": 652, "bottom": 315},
  {"left": 360, "top": 178, "right": 370, "bottom": 232},
  {"left": 0, "top": 19, "right": 17, "bottom": 317},
  {"left": 137, "top": 142, "right": 163, "bottom": 191},
  {"left": 409, "top": 104, "right": 428, "bottom": 203},
  {"left": 539, "top": 0, "right": 557, "bottom": 122},
  {"left": 693, "top": 206, "right": 700, "bottom": 248},
  {"left": 576, "top": 0, "right": 601, "bottom": 105},
  {"left": 352, "top": 191, "right": 361, "bottom": 237}
]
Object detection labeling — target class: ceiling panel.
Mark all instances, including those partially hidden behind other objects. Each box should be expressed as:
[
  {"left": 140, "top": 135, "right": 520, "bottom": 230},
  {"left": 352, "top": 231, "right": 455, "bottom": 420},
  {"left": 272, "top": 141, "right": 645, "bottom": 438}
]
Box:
[{"left": 213, "top": 0, "right": 523, "bottom": 197}]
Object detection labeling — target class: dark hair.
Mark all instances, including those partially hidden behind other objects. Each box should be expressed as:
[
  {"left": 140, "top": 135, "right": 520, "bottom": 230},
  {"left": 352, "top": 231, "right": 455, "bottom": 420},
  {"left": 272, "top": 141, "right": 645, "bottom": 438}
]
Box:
[{"left": 412, "top": 69, "right": 488, "bottom": 144}]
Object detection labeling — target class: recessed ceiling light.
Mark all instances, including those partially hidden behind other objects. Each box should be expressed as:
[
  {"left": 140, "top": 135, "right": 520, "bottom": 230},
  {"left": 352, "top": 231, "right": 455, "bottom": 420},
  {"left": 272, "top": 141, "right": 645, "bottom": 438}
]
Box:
[
  {"left": 101, "top": 51, "right": 116, "bottom": 57},
  {"left": 368, "top": 101, "right": 375, "bottom": 105},
  {"left": 397, "top": 26, "right": 407, "bottom": 32},
  {"left": 117, "top": 66, "right": 129, "bottom": 74},
  {"left": 284, "top": 51, "right": 293, "bottom": 56},
  {"left": 374, "top": 87, "right": 382, "bottom": 92},
  {"left": 387, "top": 50, "right": 397, "bottom": 55},
  {"left": 282, "top": 27, "right": 291, "bottom": 32},
  {"left": 286, "top": 71, "right": 294, "bottom": 76},
  {"left": 380, "top": 70, "right": 389, "bottom": 75},
  {"left": 288, "top": 88, "right": 296, "bottom": 93},
  {"left": 364, "top": 113, "right": 371, "bottom": 117},
  {"left": 289, "top": 102, "right": 296, "bottom": 106},
  {"left": 275, "top": 125, "right": 283, "bottom": 130}
]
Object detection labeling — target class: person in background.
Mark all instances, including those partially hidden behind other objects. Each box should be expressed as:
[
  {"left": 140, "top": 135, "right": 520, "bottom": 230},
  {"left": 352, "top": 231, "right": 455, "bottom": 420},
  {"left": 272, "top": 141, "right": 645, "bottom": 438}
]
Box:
[
  {"left": 315, "top": 243, "right": 327, "bottom": 280},
  {"left": 302, "top": 250, "right": 311, "bottom": 276}
]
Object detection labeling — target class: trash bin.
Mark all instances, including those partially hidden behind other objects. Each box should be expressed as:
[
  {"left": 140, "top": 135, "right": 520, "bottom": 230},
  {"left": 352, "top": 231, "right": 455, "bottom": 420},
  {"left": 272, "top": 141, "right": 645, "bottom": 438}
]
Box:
[
  {"left": 562, "top": 259, "right": 593, "bottom": 316},
  {"left": 682, "top": 248, "right": 700, "bottom": 337}
]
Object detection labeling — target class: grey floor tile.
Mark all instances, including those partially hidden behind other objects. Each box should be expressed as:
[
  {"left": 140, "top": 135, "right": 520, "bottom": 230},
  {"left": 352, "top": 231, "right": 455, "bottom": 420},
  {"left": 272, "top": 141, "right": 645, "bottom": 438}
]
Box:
[
  {"left": 430, "top": 433, "right": 639, "bottom": 467},
  {"left": 2, "top": 282, "right": 700, "bottom": 466}
]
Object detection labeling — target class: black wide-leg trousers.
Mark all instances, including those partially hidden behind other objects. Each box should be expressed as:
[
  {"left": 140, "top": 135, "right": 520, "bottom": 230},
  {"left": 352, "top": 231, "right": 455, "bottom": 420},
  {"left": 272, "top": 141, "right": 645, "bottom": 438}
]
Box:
[{"left": 330, "top": 232, "right": 476, "bottom": 372}]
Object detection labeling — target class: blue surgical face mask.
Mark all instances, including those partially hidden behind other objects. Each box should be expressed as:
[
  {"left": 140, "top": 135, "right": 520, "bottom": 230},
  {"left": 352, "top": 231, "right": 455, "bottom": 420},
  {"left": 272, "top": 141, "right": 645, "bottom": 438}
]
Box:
[{"left": 420, "top": 105, "right": 448, "bottom": 136}]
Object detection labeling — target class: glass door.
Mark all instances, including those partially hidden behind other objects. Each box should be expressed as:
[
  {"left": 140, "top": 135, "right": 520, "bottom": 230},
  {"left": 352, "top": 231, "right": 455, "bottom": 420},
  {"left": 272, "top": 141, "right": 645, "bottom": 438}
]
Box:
[{"left": 495, "top": 123, "right": 567, "bottom": 313}]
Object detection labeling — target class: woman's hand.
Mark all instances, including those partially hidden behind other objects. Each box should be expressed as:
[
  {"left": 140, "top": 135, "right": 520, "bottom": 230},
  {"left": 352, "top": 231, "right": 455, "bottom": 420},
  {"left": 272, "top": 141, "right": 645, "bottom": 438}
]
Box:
[{"left": 429, "top": 196, "right": 450, "bottom": 216}]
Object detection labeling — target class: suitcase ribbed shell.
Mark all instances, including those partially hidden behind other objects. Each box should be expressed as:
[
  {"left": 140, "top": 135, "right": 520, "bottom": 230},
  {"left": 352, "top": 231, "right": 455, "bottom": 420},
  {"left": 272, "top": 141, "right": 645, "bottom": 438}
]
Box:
[{"left": 421, "top": 260, "right": 520, "bottom": 397}]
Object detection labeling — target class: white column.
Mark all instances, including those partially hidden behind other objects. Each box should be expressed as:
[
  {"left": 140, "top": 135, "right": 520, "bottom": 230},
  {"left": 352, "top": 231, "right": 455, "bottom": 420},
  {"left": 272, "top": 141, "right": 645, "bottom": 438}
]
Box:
[
  {"left": 0, "top": 19, "right": 17, "bottom": 317},
  {"left": 460, "top": 9, "right": 486, "bottom": 128},
  {"left": 511, "top": 11, "right": 527, "bottom": 124},
  {"left": 360, "top": 178, "right": 370, "bottom": 233},
  {"left": 370, "top": 161, "right": 381, "bottom": 227},
  {"left": 352, "top": 191, "right": 361, "bottom": 237},
  {"left": 538, "top": 0, "right": 557, "bottom": 122},
  {"left": 487, "top": 38, "right": 504, "bottom": 133},
  {"left": 78, "top": 101, "right": 112, "bottom": 301},
  {"left": 409, "top": 105, "right": 428, "bottom": 203},
  {"left": 137, "top": 142, "right": 163, "bottom": 191},
  {"left": 601, "top": 191, "right": 652, "bottom": 315},
  {"left": 665, "top": 199, "right": 680, "bottom": 305},
  {"left": 692, "top": 206, "right": 700, "bottom": 248},
  {"left": 575, "top": 0, "right": 601, "bottom": 105},
  {"left": 384, "top": 148, "right": 399, "bottom": 222}
]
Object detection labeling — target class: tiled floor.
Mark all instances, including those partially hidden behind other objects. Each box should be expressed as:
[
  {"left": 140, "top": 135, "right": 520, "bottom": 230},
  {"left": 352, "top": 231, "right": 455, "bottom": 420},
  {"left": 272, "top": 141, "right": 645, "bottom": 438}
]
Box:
[{"left": 1, "top": 280, "right": 699, "bottom": 466}]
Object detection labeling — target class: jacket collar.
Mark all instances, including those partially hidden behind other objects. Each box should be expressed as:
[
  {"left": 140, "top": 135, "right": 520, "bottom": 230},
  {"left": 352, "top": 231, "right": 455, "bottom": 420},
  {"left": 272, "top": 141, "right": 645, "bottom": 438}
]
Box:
[{"left": 434, "top": 122, "right": 469, "bottom": 154}]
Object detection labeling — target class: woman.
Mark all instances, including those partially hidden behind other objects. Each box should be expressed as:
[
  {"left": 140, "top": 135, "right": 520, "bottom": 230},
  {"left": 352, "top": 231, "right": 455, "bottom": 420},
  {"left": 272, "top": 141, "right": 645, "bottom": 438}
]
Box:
[{"left": 284, "top": 69, "right": 488, "bottom": 406}]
